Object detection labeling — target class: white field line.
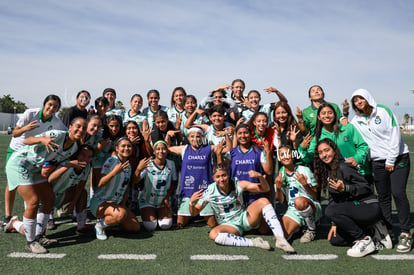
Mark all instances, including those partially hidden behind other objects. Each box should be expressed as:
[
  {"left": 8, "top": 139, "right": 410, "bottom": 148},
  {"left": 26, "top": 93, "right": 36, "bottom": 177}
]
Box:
[
  {"left": 282, "top": 254, "right": 338, "bottom": 260},
  {"left": 7, "top": 252, "right": 66, "bottom": 259},
  {"left": 371, "top": 255, "right": 414, "bottom": 260},
  {"left": 190, "top": 255, "right": 249, "bottom": 260},
  {"left": 98, "top": 254, "right": 157, "bottom": 260}
]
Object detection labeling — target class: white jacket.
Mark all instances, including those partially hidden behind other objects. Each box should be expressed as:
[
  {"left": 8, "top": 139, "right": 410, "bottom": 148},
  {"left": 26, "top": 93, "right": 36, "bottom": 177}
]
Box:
[{"left": 350, "top": 89, "right": 408, "bottom": 166}]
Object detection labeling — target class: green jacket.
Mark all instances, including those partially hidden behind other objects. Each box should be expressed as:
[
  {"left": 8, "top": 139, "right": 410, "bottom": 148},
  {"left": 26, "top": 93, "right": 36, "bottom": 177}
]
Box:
[{"left": 299, "top": 123, "right": 371, "bottom": 175}]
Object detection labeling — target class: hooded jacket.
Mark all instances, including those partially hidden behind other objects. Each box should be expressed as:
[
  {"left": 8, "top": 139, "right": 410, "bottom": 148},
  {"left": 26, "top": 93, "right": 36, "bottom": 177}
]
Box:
[{"left": 350, "top": 89, "right": 408, "bottom": 166}]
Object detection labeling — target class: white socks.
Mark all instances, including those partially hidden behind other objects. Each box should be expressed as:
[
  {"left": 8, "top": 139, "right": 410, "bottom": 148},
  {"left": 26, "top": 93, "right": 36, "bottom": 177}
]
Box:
[
  {"left": 158, "top": 218, "right": 172, "bottom": 230},
  {"left": 143, "top": 219, "right": 173, "bottom": 231},
  {"left": 214, "top": 232, "right": 253, "bottom": 247},
  {"left": 35, "top": 212, "right": 49, "bottom": 236},
  {"left": 262, "top": 204, "right": 285, "bottom": 238},
  {"left": 23, "top": 217, "right": 36, "bottom": 242},
  {"left": 298, "top": 205, "right": 316, "bottom": 230}
]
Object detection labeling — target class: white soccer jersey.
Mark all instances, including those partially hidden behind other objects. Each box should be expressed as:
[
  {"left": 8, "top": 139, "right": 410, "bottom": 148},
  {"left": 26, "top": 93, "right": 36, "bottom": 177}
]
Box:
[
  {"left": 105, "top": 107, "right": 124, "bottom": 120},
  {"left": 9, "top": 108, "right": 67, "bottom": 150},
  {"left": 92, "top": 155, "right": 131, "bottom": 205},
  {"left": 241, "top": 104, "right": 272, "bottom": 124},
  {"left": 138, "top": 159, "right": 177, "bottom": 207},
  {"left": 52, "top": 161, "right": 91, "bottom": 206},
  {"left": 123, "top": 111, "right": 147, "bottom": 130},
  {"left": 6, "top": 130, "right": 78, "bottom": 189},
  {"left": 198, "top": 179, "right": 245, "bottom": 225},
  {"left": 279, "top": 165, "right": 318, "bottom": 207}
]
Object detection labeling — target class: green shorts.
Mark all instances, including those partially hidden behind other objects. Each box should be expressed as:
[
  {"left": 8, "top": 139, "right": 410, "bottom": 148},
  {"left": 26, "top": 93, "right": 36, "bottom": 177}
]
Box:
[
  {"left": 283, "top": 200, "right": 322, "bottom": 227},
  {"left": 220, "top": 210, "right": 255, "bottom": 235},
  {"left": 6, "top": 155, "right": 45, "bottom": 191},
  {"left": 178, "top": 197, "right": 214, "bottom": 216},
  {"left": 4, "top": 147, "right": 15, "bottom": 174}
]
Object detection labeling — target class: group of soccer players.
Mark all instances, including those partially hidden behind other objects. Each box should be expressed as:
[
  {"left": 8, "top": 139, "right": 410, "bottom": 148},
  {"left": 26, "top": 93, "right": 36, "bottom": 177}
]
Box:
[{"left": 1, "top": 80, "right": 412, "bottom": 257}]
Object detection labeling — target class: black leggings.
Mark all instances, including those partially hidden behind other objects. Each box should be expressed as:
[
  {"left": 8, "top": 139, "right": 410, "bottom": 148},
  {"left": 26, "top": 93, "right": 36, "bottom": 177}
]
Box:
[
  {"left": 372, "top": 153, "right": 411, "bottom": 232},
  {"left": 326, "top": 201, "right": 381, "bottom": 246}
]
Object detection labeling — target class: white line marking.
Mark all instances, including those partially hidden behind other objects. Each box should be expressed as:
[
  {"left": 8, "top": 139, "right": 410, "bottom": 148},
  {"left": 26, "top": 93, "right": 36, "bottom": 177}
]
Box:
[
  {"left": 98, "top": 254, "right": 157, "bottom": 260},
  {"left": 372, "top": 255, "right": 414, "bottom": 260},
  {"left": 191, "top": 255, "right": 249, "bottom": 260},
  {"left": 282, "top": 254, "right": 338, "bottom": 260},
  {"left": 7, "top": 252, "right": 66, "bottom": 259}
]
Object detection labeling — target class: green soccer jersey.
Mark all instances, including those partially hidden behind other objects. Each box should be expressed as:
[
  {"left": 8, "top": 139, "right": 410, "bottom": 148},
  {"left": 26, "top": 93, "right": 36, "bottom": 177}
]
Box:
[
  {"left": 138, "top": 159, "right": 177, "bottom": 207},
  {"left": 302, "top": 101, "right": 342, "bottom": 135},
  {"left": 198, "top": 178, "right": 245, "bottom": 225},
  {"left": 299, "top": 123, "right": 370, "bottom": 175},
  {"left": 279, "top": 165, "right": 318, "bottom": 207}
]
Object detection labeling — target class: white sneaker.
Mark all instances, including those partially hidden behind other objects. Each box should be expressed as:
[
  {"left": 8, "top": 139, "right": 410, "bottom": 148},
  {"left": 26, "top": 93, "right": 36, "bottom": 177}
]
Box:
[
  {"left": 275, "top": 237, "right": 295, "bottom": 253},
  {"left": 3, "top": 215, "right": 18, "bottom": 233},
  {"left": 372, "top": 220, "right": 392, "bottom": 249},
  {"left": 300, "top": 230, "right": 316, "bottom": 243},
  {"left": 347, "top": 236, "right": 375, "bottom": 257},
  {"left": 396, "top": 233, "right": 412, "bottom": 253},
  {"left": 95, "top": 221, "right": 107, "bottom": 241},
  {"left": 251, "top": 237, "right": 271, "bottom": 250},
  {"left": 25, "top": 241, "right": 48, "bottom": 254}
]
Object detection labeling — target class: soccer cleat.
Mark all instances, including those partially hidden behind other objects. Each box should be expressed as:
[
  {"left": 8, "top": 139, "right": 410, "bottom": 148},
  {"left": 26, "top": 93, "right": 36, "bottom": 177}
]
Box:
[
  {"left": 46, "top": 219, "right": 57, "bottom": 230},
  {"left": 275, "top": 237, "right": 296, "bottom": 253},
  {"left": 347, "top": 236, "right": 375, "bottom": 257},
  {"left": 25, "top": 241, "right": 48, "bottom": 254},
  {"left": 36, "top": 235, "right": 59, "bottom": 246},
  {"left": 3, "top": 215, "right": 18, "bottom": 233},
  {"left": 396, "top": 233, "right": 412, "bottom": 253},
  {"left": 95, "top": 222, "right": 107, "bottom": 241},
  {"left": 251, "top": 237, "right": 271, "bottom": 250},
  {"left": 300, "top": 229, "right": 316, "bottom": 243},
  {"left": 372, "top": 220, "right": 392, "bottom": 249}
]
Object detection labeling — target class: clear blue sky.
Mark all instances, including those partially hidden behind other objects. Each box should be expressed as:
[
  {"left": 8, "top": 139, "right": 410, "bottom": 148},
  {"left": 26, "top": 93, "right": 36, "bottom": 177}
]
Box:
[{"left": 1, "top": 0, "right": 413, "bottom": 120}]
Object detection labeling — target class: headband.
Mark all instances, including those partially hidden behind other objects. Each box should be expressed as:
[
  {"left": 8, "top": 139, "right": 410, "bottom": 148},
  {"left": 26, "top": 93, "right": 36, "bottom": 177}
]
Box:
[
  {"left": 153, "top": 140, "right": 168, "bottom": 150},
  {"left": 188, "top": 127, "right": 204, "bottom": 136}
]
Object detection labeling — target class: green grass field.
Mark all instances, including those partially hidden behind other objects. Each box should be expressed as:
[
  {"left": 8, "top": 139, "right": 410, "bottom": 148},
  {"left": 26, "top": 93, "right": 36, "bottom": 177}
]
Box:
[{"left": 1, "top": 135, "right": 414, "bottom": 274}]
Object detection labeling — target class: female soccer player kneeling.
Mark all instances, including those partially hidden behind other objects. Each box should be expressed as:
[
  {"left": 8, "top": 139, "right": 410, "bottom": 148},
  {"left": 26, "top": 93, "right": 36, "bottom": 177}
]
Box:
[
  {"left": 189, "top": 166, "right": 295, "bottom": 253},
  {"left": 275, "top": 145, "right": 321, "bottom": 243},
  {"left": 89, "top": 137, "right": 141, "bottom": 241},
  {"left": 135, "top": 140, "right": 177, "bottom": 231}
]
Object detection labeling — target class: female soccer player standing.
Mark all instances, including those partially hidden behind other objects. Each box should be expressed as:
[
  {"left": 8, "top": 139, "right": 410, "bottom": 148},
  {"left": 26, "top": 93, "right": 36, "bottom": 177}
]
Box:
[
  {"left": 2, "top": 95, "right": 66, "bottom": 231},
  {"left": 6, "top": 117, "right": 86, "bottom": 253},
  {"left": 169, "top": 127, "right": 231, "bottom": 228},
  {"left": 351, "top": 88, "right": 412, "bottom": 253}
]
